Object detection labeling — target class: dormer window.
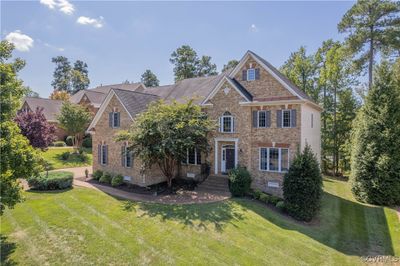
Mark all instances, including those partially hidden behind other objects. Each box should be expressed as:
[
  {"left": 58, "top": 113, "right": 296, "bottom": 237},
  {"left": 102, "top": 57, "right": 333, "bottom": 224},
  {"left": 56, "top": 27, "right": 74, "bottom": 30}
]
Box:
[
  {"left": 220, "top": 111, "right": 234, "bottom": 133},
  {"left": 247, "top": 68, "right": 256, "bottom": 81}
]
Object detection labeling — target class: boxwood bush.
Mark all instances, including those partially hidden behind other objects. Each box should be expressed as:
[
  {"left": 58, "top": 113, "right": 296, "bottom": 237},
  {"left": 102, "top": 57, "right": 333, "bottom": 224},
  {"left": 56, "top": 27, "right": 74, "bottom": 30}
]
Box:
[
  {"left": 52, "top": 141, "right": 66, "bottom": 147},
  {"left": 92, "top": 170, "right": 103, "bottom": 180},
  {"left": 228, "top": 166, "right": 252, "bottom": 197},
  {"left": 111, "top": 174, "right": 124, "bottom": 187},
  {"left": 99, "top": 172, "right": 112, "bottom": 184},
  {"left": 283, "top": 145, "right": 322, "bottom": 222},
  {"left": 65, "top": 136, "right": 74, "bottom": 146},
  {"left": 27, "top": 171, "right": 73, "bottom": 190}
]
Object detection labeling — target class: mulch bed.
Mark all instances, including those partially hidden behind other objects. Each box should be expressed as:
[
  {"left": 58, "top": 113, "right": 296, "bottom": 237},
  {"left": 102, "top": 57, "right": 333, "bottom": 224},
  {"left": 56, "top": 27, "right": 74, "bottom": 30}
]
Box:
[{"left": 77, "top": 177, "right": 197, "bottom": 196}]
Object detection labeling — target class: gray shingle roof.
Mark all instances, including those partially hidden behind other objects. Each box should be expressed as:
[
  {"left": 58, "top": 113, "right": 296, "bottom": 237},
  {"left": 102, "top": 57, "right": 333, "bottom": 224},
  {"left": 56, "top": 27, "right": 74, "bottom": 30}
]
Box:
[
  {"left": 140, "top": 74, "right": 226, "bottom": 104},
  {"left": 228, "top": 77, "right": 253, "bottom": 101},
  {"left": 112, "top": 89, "right": 160, "bottom": 118},
  {"left": 23, "top": 97, "right": 64, "bottom": 121}
]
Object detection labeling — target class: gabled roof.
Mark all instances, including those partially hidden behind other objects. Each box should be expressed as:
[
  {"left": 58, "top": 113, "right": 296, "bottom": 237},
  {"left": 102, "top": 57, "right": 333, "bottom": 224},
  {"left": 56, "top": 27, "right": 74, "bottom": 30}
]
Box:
[
  {"left": 201, "top": 76, "right": 253, "bottom": 104},
  {"left": 70, "top": 82, "right": 146, "bottom": 107},
  {"left": 228, "top": 50, "right": 318, "bottom": 105},
  {"left": 23, "top": 97, "right": 64, "bottom": 122},
  {"left": 86, "top": 88, "right": 159, "bottom": 132}
]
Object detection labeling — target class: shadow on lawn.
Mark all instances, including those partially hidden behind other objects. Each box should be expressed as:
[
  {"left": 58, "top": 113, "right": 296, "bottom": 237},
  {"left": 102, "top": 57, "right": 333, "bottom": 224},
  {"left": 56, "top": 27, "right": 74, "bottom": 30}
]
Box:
[
  {"left": 235, "top": 190, "right": 395, "bottom": 257},
  {"left": 124, "top": 200, "right": 245, "bottom": 232},
  {"left": 0, "top": 235, "right": 16, "bottom": 266}
]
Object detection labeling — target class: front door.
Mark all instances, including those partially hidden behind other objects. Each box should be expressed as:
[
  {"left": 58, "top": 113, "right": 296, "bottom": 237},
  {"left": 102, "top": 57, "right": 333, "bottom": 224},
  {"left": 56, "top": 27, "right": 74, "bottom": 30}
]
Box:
[{"left": 221, "top": 145, "right": 235, "bottom": 174}]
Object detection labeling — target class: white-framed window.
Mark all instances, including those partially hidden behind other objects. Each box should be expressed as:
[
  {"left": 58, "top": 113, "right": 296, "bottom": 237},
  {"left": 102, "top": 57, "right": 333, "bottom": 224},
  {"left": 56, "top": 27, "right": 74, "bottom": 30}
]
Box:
[
  {"left": 282, "top": 110, "right": 291, "bottom": 128},
  {"left": 124, "top": 146, "right": 133, "bottom": 168},
  {"left": 258, "top": 110, "right": 267, "bottom": 128},
  {"left": 259, "top": 147, "right": 289, "bottom": 172},
  {"left": 247, "top": 68, "right": 256, "bottom": 81},
  {"left": 182, "top": 148, "right": 201, "bottom": 165},
  {"left": 109, "top": 112, "right": 120, "bottom": 128},
  {"left": 100, "top": 144, "right": 107, "bottom": 165},
  {"left": 220, "top": 111, "right": 234, "bottom": 133}
]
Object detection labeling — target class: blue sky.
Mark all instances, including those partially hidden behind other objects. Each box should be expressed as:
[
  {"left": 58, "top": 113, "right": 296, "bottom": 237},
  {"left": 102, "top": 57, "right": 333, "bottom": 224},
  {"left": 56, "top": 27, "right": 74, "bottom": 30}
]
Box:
[{"left": 2, "top": 1, "right": 354, "bottom": 97}]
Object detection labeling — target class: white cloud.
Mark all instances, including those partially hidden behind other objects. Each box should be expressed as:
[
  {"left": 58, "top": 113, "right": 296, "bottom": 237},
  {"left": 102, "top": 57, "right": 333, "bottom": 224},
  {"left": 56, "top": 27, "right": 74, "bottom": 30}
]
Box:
[
  {"left": 40, "top": 0, "right": 74, "bottom": 15},
  {"left": 44, "top": 42, "right": 65, "bottom": 52},
  {"left": 249, "top": 24, "right": 259, "bottom": 33},
  {"left": 5, "top": 30, "right": 34, "bottom": 52},
  {"left": 77, "top": 16, "right": 104, "bottom": 28}
]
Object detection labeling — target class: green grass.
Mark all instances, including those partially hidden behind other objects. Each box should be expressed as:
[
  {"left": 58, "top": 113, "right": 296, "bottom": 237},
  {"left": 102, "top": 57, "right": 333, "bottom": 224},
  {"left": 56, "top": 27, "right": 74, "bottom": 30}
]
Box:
[
  {"left": 41, "top": 147, "right": 92, "bottom": 169},
  {"left": 1, "top": 177, "right": 399, "bottom": 265}
]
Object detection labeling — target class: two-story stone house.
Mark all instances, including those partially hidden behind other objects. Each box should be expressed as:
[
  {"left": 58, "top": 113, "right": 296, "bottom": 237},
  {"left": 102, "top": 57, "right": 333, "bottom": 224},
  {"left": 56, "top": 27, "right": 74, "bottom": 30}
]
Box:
[{"left": 87, "top": 51, "right": 321, "bottom": 195}]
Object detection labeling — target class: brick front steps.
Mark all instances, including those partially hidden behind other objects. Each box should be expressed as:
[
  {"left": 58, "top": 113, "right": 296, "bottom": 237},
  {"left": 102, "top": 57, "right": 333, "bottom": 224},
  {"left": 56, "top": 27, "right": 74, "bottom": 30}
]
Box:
[{"left": 196, "top": 175, "right": 231, "bottom": 196}]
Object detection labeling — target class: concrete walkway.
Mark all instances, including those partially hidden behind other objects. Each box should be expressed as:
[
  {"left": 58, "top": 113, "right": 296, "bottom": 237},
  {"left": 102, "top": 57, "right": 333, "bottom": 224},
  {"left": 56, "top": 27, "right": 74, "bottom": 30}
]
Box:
[{"left": 51, "top": 167, "right": 230, "bottom": 204}]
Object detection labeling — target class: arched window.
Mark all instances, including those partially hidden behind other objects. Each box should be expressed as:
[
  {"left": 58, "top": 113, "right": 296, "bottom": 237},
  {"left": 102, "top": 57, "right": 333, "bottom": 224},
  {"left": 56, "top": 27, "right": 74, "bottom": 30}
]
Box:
[{"left": 220, "top": 111, "right": 234, "bottom": 133}]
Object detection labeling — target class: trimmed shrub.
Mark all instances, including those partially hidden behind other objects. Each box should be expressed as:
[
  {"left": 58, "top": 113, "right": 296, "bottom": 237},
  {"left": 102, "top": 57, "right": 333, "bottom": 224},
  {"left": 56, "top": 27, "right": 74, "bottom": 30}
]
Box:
[
  {"left": 259, "top": 193, "right": 269, "bottom": 203},
  {"left": 82, "top": 135, "right": 92, "bottom": 148},
  {"left": 27, "top": 171, "right": 73, "bottom": 190},
  {"left": 228, "top": 166, "right": 252, "bottom": 197},
  {"left": 253, "top": 189, "right": 262, "bottom": 200},
  {"left": 65, "top": 136, "right": 74, "bottom": 146},
  {"left": 53, "top": 141, "right": 66, "bottom": 147},
  {"left": 60, "top": 151, "right": 70, "bottom": 160},
  {"left": 111, "top": 175, "right": 124, "bottom": 187},
  {"left": 92, "top": 170, "right": 103, "bottom": 180},
  {"left": 276, "top": 201, "right": 285, "bottom": 211},
  {"left": 99, "top": 172, "right": 112, "bottom": 184},
  {"left": 283, "top": 144, "right": 322, "bottom": 222},
  {"left": 269, "top": 195, "right": 281, "bottom": 205}
]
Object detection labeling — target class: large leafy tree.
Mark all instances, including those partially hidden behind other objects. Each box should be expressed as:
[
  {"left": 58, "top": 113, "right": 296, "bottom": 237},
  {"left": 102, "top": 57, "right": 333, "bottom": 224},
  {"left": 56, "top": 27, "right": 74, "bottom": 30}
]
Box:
[
  {"left": 0, "top": 40, "right": 42, "bottom": 214},
  {"left": 57, "top": 102, "right": 92, "bottom": 149},
  {"left": 170, "top": 45, "right": 218, "bottom": 82},
  {"left": 141, "top": 69, "right": 160, "bottom": 87},
  {"left": 50, "top": 90, "right": 70, "bottom": 101},
  {"left": 51, "top": 56, "right": 72, "bottom": 92},
  {"left": 280, "top": 46, "right": 319, "bottom": 101},
  {"left": 222, "top": 59, "right": 239, "bottom": 72},
  {"left": 197, "top": 55, "right": 218, "bottom": 77},
  {"left": 351, "top": 60, "right": 400, "bottom": 205},
  {"left": 338, "top": 0, "right": 400, "bottom": 89},
  {"left": 15, "top": 107, "right": 56, "bottom": 149},
  {"left": 71, "top": 60, "right": 90, "bottom": 94},
  {"left": 117, "top": 100, "right": 215, "bottom": 187}
]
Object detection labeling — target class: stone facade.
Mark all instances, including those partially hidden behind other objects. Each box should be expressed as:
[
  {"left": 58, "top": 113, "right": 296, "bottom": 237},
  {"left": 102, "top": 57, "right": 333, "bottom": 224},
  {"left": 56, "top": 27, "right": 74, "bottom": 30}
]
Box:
[{"left": 91, "top": 53, "right": 321, "bottom": 194}]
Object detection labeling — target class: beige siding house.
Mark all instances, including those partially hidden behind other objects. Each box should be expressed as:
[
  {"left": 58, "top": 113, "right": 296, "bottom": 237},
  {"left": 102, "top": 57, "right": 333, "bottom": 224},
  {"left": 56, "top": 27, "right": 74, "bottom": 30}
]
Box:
[{"left": 87, "top": 51, "right": 322, "bottom": 195}]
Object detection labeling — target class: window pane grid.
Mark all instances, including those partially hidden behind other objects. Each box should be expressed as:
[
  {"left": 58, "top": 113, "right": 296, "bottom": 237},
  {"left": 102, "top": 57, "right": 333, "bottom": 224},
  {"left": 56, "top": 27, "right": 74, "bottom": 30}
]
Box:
[
  {"left": 259, "top": 147, "right": 289, "bottom": 172},
  {"left": 283, "top": 110, "right": 291, "bottom": 128},
  {"left": 258, "top": 111, "right": 266, "bottom": 127},
  {"left": 247, "top": 69, "right": 255, "bottom": 81}
]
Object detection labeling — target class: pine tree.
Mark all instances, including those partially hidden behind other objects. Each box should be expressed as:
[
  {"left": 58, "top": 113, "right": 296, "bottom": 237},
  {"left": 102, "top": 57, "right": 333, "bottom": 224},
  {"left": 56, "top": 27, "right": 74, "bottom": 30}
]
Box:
[
  {"left": 141, "top": 69, "right": 159, "bottom": 87},
  {"left": 170, "top": 45, "right": 199, "bottom": 82},
  {"left": 351, "top": 60, "right": 400, "bottom": 205},
  {"left": 338, "top": 0, "right": 400, "bottom": 89},
  {"left": 51, "top": 56, "right": 72, "bottom": 92},
  {"left": 71, "top": 60, "right": 90, "bottom": 93},
  {"left": 222, "top": 60, "right": 239, "bottom": 72},
  {"left": 197, "top": 55, "right": 218, "bottom": 77}
]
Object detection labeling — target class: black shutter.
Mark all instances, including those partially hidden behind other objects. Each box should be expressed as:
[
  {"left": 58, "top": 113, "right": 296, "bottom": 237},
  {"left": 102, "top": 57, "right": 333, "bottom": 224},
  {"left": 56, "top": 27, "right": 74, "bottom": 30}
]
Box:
[
  {"left": 98, "top": 144, "right": 101, "bottom": 164},
  {"left": 252, "top": 111, "right": 258, "bottom": 128},
  {"left": 277, "top": 110, "right": 282, "bottom": 128},
  {"left": 242, "top": 70, "right": 247, "bottom": 81},
  {"left": 121, "top": 146, "right": 125, "bottom": 167},
  {"left": 291, "top": 109, "right": 297, "bottom": 127},
  {"left": 266, "top": 111, "right": 271, "bottom": 127},
  {"left": 255, "top": 68, "right": 260, "bottom": 80},
  {"left": 117, "top": 112, "right": 121, "bottom": 127},
  {"left": 109, "top": 112, "right": 112, "bottom": 128}
]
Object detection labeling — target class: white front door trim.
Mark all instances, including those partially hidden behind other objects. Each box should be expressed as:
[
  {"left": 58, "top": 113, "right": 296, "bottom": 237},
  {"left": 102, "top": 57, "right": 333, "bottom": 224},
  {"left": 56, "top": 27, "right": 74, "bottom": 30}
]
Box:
[{"left": 214, "top": 137, "right": 239, "bottom": 174}]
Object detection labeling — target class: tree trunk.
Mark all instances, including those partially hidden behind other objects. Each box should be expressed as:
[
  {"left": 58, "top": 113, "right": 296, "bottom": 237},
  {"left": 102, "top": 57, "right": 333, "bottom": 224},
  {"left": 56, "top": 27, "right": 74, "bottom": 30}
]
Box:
[
  {"left": 158, "top": 156, "right": 176, "bottom": 188},
  {"left": 369, "top": 26, "right": 374, "bottom": 90},
  {"left": 333, "top": 84, "right": 338, "bottom": 176}
]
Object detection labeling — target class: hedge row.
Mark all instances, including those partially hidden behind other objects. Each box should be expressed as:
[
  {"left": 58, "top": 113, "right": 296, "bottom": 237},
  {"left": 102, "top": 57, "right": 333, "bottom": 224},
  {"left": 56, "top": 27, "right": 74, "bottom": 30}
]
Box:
[{"left": 28, "top": 171, "right": 73, "bottom": 190}]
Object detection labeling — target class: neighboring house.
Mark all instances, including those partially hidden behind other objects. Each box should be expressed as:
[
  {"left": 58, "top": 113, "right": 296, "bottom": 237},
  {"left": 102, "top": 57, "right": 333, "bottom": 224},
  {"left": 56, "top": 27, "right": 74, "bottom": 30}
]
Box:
[
  {"left": 87, "top": 50, "right": 322, "bottom": 195},
  {"left": 20, "top": 97, "right": 67, "bottom": 140},
  {"left": 70, "top": 82, "right": 146, "bottom": 115}
]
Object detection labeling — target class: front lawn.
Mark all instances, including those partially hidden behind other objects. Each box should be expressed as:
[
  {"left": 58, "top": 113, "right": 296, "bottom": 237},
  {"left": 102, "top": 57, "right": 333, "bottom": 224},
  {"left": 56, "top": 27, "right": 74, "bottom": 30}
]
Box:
[
  {"left": 1, "top": 178, "right": 399, "bottom": 265},
  {"left": 41, "top": 147, "right": 92, "bottom": 170}
]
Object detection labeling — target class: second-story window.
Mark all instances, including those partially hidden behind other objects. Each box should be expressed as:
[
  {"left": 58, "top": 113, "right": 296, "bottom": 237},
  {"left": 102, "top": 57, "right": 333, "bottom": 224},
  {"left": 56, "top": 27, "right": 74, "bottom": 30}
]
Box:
[
  {"left": 220, "top": 111, "right": 234, "bottom": 133},
  {"left": 247, "top": 68, "right": 256, "bottom": 81},
  {"left": 282, "top": 110, "right": 291, "bottom": 128}
]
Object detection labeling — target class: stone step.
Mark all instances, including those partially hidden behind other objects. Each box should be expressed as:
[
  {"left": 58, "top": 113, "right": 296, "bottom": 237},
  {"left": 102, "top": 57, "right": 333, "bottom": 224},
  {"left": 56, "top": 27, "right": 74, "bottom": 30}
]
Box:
[{"left": 196, "top": 175, "right": 230, "bottom": 193}]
